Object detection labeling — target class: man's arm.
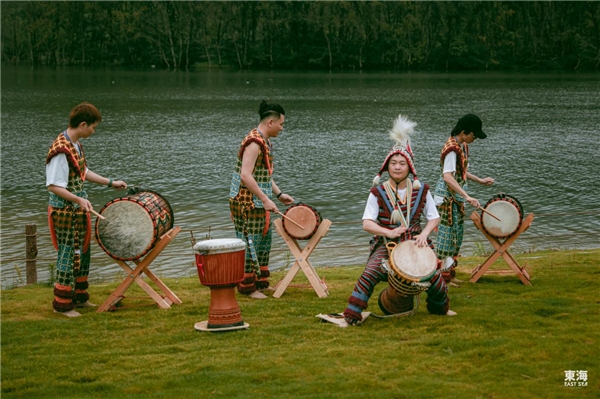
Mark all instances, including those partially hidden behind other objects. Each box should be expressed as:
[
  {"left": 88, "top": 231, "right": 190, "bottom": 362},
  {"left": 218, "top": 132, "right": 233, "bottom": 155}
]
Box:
[
  {"left": 271, "top": 181, "right": 294, "bottom": 205},
  {"left": 85, "top": 170, "right": 127, "bottom": 189},
  {"left": 363, "top": 219, "right": 407, "bottom": 239},
  {"left": 467, "top": 172, "right": 494, "bottom": 186},
  {"left": 443, "top": 172, "right": 481, "bottom": 208},
  {"left": 240, "top": 142, "right": 278, "bottom": 212}
]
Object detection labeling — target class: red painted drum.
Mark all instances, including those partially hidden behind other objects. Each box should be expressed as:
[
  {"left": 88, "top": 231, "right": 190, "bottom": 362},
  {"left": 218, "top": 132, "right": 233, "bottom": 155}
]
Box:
[
  {"left": 481, "top": 193, "right": 524, "bottom": 239},
  {"left": 384, "top": 241, "right": 438, "bottom": 296},
  {"left": 95, "top": 190, "right": 174, "bottom": 261},
  {"left": 193, "top": 238, "right": 247, "bottom": 331},
  {"left": 282, "top": 203, "right": 322, "bottom": 240},
  {"left": 194, "top": 239, "right": 246, "bottom": 287}
]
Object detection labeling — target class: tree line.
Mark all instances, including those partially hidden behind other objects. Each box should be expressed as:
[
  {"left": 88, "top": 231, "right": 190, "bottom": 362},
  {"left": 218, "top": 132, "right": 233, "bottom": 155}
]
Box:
[{"left": 2, "top": 1, "right": 599, "bottom": 71}]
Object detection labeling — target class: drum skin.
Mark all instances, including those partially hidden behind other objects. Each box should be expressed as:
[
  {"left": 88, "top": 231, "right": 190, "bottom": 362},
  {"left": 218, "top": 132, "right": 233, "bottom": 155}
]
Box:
[
  {"left": 481, "top": 193, "right": 524, "bottom": 239},
  {"left": 386, "top": 241, "right": 437, "bottom": 296},
  {"left": 193, "top": 238, "right": 246, "bottom": 287},
  {"left": 282, "top": 203, "right": 322, "bottom": 240},
  {"left": 95, "top": 190, "right": 174, "bottom": 261}
]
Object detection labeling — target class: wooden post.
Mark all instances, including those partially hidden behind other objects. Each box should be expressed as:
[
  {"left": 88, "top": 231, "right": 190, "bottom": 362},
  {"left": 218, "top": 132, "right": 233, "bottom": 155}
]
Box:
[{"left": 25, "top": 223, "right": 38, "bottom": 284}]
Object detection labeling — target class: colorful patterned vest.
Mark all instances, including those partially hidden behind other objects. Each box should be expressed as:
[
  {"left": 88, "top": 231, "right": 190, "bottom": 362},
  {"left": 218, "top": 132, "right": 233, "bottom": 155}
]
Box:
[
  {"left": 46, "top": 132, "right": 88, "bottom": 208},
  {"left": 433, "top": 136, "right": 469, "bottom": 203},
  {"left": 229, "top": 129, "right": 273, "bottom": 208},
  {"left": 371, "top": 183, "right": 430, "bottom": 245}
]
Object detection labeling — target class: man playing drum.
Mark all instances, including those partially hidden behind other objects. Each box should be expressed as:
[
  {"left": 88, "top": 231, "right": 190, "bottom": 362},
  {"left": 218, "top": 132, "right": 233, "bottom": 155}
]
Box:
[
  {"left": 433, "top": 114, "right": 494, "bottom": 287},
  {"left": 46, "top": 102, "right": 127, "bottom": 317},
  {"left": 343, "top": 115, "right": 455, "bottom": 326},
  {"left": 229, "top": 101, "right": 294, "bottom": 299}
]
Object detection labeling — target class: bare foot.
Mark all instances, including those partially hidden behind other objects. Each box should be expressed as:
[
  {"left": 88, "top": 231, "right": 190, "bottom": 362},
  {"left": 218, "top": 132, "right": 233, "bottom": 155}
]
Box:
[
  {"left": 248, "top": 291, "right": 268, "bottom": 299},
  {"left": 75, "top": 301, "right": 97, "bottom": 308},
  {"left": 446, "top": 310, "right": 457, "bottom": 316},
  {"left": 448, "top": 282, "right": 461, "bottom": 288},
  {"left": 262, "top": 286, "right": 276, "bottom": 292},
  {"left": 451, "top": 278, "right": 464, "bottom": 283},
  {"left": 54, "top": 309, "right": 82, "bottom": 317}
]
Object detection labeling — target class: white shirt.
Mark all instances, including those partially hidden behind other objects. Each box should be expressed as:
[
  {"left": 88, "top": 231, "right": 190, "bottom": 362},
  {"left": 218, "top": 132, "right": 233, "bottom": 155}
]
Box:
[
  {"left": 434, "top": 150, "right": 476, "bottom": 206},
  {"left": 363, "top": 188, "right": 439, "bottom": 222},
  {"left": 433, "top": 152, "right": 458, "bottom": 205},
  {"left": 46, "top": 152, "right": 88, "bottom": 188},
  {"left": 442, "top": 152, "right": 457, "bottom": 175},
  {"left": 46, "top": 153, "right": 69, "bottom": 188}
]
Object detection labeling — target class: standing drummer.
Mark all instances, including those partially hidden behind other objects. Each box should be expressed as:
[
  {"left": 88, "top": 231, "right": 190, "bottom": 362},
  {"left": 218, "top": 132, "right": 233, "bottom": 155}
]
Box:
[
  {"left": 433, "top": 114, "right": 494, "bottom": 287},
  {"left": 46, "top": 102, "right": 127, "bottom": 317},
  {"left": 343, "top": 115, "right": 455, "bottom": 326},
  {"left": 229, "top": 100, "right": 294, "bottom": 299}
]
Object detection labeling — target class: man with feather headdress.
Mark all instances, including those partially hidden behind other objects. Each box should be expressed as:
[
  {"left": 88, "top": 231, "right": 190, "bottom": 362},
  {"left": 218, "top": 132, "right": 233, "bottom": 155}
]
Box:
[{"left": 343, "top": 115, "right": 454, "bottom": 326}]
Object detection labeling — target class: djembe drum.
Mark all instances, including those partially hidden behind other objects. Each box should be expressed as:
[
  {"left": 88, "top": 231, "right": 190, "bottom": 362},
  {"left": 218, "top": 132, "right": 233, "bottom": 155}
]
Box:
[
  {"left": 480, "top": 193, "right": 524, "bottom": 239},
  {"left": 95, "top": 189, "right": 174, "bottom": 261},
  {"left": 193, "top": 238, "right": 249, "bottom": 331},
  {"left": 378, "top": 286, "right": 418, "bottom": 315},
  {"left": 381, "top": 240, "right": 438, "bottom": 308},
  {"left": 282, "top": 203, "right": 322, "bottom": 240}
]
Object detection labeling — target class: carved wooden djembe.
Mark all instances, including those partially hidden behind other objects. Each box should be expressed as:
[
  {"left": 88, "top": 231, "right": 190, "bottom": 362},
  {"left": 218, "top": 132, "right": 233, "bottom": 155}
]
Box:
[{"left": 193, "top": 238, "right": 249, "bottom": 332}]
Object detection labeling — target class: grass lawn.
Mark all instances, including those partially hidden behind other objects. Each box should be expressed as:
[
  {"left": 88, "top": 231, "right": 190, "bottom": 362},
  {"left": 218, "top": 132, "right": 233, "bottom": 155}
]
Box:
[{"left": 1, "top": 249, "right": 598, "bottom": 398}]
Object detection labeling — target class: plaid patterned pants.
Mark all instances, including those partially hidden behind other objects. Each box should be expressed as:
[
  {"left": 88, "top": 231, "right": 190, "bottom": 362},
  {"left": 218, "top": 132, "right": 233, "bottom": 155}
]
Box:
[
  {"left": 435, "top": 200, "right": 464, "bottom": 260},
  {"left": 435, "top": 200, "right": 465, "bottom": 282},
  {"left": 230, "top": 199, "right": 272, "bottom": 293},
  {"left": 49, "top": 206, "right": 91, "bottom": 311}
]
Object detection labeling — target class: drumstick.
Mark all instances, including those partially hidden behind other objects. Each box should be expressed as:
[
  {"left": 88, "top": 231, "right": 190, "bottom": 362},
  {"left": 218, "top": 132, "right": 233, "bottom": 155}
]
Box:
[
  {"left": 90, "top": 209, "right": 106, "bottom": 220},
  {"left": 275, "top": 210, "right": 305, "bottom": 230},
  {"left": 477, "top": 206, "right": 501, "bottom": 222}
]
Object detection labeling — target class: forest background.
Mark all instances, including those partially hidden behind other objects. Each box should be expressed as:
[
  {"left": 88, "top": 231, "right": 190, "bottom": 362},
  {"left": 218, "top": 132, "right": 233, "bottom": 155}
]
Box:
[{"left": 2, "top": 1, "right": 599, "bottom": 72}]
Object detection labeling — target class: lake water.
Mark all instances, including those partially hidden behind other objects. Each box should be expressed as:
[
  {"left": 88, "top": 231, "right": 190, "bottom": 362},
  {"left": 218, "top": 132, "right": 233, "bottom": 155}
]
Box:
[{"left": 1, "top": 66, "right": 599, "bottom": 289}]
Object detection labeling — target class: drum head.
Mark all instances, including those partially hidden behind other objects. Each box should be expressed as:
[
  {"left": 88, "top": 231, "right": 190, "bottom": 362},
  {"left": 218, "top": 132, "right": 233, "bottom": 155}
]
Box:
[
  {"left": 96, "top": 201, "right": 154, "bottom": 260},
  {"left": 193, "top": 238, "right": 246, "bottom": 255},
  {"left": 282, "top": 204, "right": 321, "bottom": 240},
  {"left": 390, "top": 241, "right": 437, "bottom": 282},
  {"left": 481, "top": 200, "right": 521, "bottom": 238}
]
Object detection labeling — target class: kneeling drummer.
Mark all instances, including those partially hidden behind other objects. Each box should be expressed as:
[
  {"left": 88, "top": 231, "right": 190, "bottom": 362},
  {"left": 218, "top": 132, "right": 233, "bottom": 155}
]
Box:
[{"left": 343, "top": 115, "right": 455, "bottom": 325}]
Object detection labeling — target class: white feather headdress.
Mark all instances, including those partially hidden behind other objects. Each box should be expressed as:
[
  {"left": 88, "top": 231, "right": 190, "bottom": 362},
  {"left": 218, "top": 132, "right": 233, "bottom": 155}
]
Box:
[
  {"left": 372, "top": 114, "right": 421, "bottom": 189},
  {"left": 389, "top": 114, "right": 417, "bottom": 148}
]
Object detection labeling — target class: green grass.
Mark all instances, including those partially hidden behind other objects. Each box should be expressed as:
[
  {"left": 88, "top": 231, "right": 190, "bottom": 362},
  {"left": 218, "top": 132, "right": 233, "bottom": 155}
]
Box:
[{"left": 2, "top": 249, "right": 599, "bottom": 398}]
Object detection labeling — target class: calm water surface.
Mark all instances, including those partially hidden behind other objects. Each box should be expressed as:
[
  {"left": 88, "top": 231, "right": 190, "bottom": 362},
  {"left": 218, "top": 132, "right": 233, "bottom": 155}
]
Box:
[{"left": 1, "top": 67, "right": 599, "bottom": 289}]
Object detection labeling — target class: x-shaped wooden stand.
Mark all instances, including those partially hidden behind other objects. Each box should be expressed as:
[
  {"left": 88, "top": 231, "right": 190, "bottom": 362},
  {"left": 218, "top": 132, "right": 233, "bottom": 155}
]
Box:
[
  {"left": 469, "top": 212, "right": 534, "bottom": 285},
  {"left": 272, "top": 218, "right": 331, "bottom": 298},
  {"left": 97, "top": 226, "right": 183, "bottom": 312}
]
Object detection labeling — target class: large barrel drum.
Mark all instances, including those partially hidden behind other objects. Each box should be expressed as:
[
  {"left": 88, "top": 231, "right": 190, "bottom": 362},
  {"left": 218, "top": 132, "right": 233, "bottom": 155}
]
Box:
[{"left": 95, "top": 190, "right": 174, "bottom": 261}]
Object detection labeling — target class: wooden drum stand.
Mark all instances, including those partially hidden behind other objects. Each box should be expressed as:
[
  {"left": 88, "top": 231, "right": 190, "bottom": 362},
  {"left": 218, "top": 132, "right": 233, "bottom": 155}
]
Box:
[
  {"left": 272, "top": 218, "right": 331, "bottom": 298},
  {"left": 469, "top": 212, "right": 534, "bottom": 285},
  {"left": 97, "top": 227, "right": 183, "bottom": 312}
]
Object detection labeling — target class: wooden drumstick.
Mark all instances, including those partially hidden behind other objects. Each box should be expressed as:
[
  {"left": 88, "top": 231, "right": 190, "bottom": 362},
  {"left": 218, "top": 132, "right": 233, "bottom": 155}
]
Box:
[
  {"left": 90, "top": 209, "right": 106, "bottom": 220},
  {"left": 477, "top": 206, "right": 501, "bottom": 222},
  {"left": 275, "top": 210, "right": 305, "bottom": 230}
]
